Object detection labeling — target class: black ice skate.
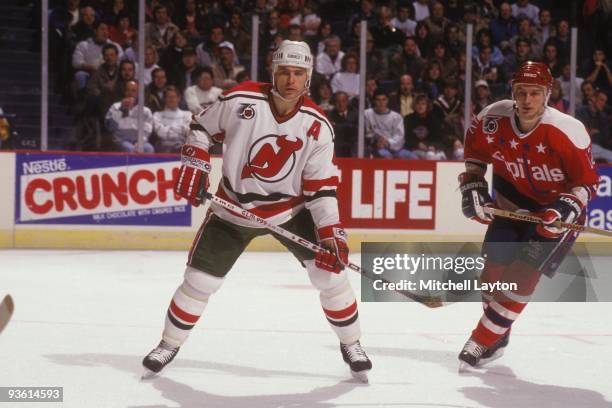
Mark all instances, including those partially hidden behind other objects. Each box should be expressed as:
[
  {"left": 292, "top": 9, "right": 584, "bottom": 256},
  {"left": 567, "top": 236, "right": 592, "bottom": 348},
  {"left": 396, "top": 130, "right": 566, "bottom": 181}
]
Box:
[
  {"left": 142, "top": 340, "right": 180, "bottom": 379},
  {"left": 458, "top": 337, "right": 488, "bottom": 373},
  {"left": 479, "top": 331, "right": 510, "bottom": 365},
  {"left": 340, "top": 340, "right": 372, "bottom": 383}
]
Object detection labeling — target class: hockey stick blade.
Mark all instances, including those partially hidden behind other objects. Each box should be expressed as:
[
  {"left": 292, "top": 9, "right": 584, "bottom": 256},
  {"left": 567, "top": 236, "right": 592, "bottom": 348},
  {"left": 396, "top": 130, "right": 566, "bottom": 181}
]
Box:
[
  {"left": 204, "top": 193, "right": 444, "bottom": 308},
  {"left": 0, "top": 295, "right": 14, "bottom": 334},
  {"left": 482, "top": 207, "right": 612, "bottom": 237}
]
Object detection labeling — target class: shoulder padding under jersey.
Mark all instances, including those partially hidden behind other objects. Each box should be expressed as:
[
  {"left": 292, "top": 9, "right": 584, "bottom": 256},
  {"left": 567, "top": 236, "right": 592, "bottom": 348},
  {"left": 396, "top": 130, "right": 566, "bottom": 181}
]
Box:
[
  {"left": 221, "top": 81, "right": 271, "bottom": 98},
  {"left": 542, "top": 107, "right": 591, "bottom": 149},
  {"left": 477, "top": 100, "right": 514, "bottom": 120}
]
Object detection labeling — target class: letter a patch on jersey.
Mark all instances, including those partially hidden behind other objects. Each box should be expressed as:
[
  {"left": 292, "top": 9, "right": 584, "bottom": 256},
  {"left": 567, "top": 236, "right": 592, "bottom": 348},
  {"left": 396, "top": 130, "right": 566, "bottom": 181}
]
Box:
[
  {"left": 241, "top": 135, "right": 304, "bottom": 182},
  {"left": 307, "top": 120, "right": 321, "bottom": 140}
]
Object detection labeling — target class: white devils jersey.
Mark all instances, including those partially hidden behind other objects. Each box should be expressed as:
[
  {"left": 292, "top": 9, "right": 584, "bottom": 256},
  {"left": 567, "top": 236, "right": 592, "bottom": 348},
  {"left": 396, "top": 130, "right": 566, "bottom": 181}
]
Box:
[
  {"left": 188, "top": 81, "right": 340, "bottom": 228},
  {"left": 465, "top": 100, "right": 599, "bottom": 210}
]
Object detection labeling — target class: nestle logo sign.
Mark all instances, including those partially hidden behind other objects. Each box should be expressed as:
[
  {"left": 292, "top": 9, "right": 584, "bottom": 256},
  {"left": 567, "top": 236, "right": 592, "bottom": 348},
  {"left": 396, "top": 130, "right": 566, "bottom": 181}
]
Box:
[{"left": 22, "top": 158, "right": 68, "bottom": 175}]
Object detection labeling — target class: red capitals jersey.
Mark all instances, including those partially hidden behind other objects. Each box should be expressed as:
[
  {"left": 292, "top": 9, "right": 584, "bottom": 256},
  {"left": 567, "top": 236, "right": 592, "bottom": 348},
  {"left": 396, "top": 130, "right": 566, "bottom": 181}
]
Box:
[{"left": 465, "top": 100, "right": 600, "bottom": 210}]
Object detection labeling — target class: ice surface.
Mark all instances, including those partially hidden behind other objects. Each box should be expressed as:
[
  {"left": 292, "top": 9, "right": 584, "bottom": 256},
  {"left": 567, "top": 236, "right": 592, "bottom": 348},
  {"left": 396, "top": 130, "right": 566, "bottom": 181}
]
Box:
[{"left": 1, "top": 250, "right": 611, "bottom": 408}]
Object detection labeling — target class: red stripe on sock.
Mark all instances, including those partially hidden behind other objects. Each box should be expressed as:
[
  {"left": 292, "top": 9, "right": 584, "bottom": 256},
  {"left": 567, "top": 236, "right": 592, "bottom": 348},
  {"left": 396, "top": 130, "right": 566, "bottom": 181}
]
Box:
[
  {"left": 170, "top": 300, "right": 200, "bottom": 324},
  {"left": 323, "top": 301, "right": 357, "bottom": 320}
]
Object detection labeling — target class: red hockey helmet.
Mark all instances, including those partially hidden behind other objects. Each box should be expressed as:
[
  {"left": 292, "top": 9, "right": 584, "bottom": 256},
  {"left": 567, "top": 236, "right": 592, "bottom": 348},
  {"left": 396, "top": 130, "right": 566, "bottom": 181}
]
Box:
[{"left": 511, "top": 61, "right": 553, "bottom": 94}]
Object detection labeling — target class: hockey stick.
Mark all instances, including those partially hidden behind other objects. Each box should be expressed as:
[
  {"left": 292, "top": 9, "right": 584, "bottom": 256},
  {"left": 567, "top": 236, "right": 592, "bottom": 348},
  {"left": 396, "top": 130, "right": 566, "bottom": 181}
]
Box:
[
  {"left": 482, "top": 207, "right": 612, "bottom": 237},
  {"left": 204, "top": 192, "right": 444, "bottom": 308},
  {"left": 0, "top": 295, "right": 14, "bottom": 334}
]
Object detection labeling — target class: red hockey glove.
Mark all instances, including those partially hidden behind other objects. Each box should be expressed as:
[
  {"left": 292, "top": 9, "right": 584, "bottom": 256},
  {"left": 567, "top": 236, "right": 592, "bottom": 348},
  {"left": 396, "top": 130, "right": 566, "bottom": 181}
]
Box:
[
  {"left": 458, "top": 172, "right": 494, "bottom": 224},
  {"left": 315, "top": 224, "right": 349, "bottom": 273},
  {"left": 534, "top": 193, "right": 584, "bottom": 239},
  {"left": 174, "top": 144, "right": 211, "bottom": 207}
]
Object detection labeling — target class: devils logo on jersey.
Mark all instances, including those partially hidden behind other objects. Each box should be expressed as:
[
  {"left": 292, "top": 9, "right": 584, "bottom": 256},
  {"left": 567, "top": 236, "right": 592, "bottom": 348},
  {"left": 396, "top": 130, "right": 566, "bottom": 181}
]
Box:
[
  {"left": 237, "top": 103, "right": 256, "bottom": 120},
  {"left": 241, "top": 135, "right": 304, "bottom": 182}
]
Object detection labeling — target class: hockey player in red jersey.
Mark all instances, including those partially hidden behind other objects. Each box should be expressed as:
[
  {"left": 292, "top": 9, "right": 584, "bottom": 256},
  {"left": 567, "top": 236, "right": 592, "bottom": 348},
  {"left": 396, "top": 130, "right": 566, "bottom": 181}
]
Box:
[
  {"left": 142, "top": 40, "right": 371, "bottom": 381},
  {"left": 457, "top": 61, "right": 600, "bottom": 371}
]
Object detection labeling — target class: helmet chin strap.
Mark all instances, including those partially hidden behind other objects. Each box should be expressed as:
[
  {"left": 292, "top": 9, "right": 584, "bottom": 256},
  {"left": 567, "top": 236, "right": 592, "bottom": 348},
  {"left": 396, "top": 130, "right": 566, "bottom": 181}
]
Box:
[{"left": 270, "top": 87, "right": 308, "bottom": 103}]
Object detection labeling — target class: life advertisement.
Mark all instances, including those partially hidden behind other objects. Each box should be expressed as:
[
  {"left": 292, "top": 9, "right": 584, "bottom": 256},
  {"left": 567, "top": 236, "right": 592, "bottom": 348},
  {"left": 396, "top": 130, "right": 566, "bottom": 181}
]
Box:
[
  {"left": 337, "top": 159, "right": 436, "bottom": 229},
  {"left": 587, "top": 164, "right": 612, "bottom": 230},
  {"left": 15, "top": 152, "right": 190, "bottom": 226}
]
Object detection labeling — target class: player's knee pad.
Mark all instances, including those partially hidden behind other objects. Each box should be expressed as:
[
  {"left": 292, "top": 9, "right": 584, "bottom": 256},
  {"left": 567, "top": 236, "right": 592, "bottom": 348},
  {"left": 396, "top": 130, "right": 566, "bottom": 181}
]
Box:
[
  {"left": 182, "top": 265, "right": 225, "bottom": 301},
  {"left": 304, "top": 259, "right": 350, "bottom": 294}
]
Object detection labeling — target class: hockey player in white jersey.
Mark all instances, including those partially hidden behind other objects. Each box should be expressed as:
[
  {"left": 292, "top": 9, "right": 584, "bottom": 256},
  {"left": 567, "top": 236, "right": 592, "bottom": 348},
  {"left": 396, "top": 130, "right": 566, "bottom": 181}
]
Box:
[{"left": 143, "top": 40, "right": 372, "bottom": 382}]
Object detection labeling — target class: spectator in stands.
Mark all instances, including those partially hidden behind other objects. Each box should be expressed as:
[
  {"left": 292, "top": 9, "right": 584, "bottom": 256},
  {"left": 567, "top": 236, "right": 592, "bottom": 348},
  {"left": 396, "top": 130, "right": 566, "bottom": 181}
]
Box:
[
  {"left": 489, "top": 2, "right": 517, "bottom": 52},
  {"left": 365, "top": 32, "right": 389, "bottom": 80},
  {"left": 414, "top": 21, "right": 434, "bottom": 58},
  {"left": 145, "top": 67, "right": 167, "bottom": 113},
  {"left": 580, "top": 80, "right": 596, "bottom": 108},
  {"left": 176, "top": 0, "right": 205, "bottom": 38},
  {"left": 391, "top": 3, "right": 417, "bottom": 37},
  {"left": 584, "top": 48, "right": 612, "bottom": 96},
  {"left": 226, "top": 10, "right": 251, "bottom": 58},
  {"left": 145, "top": 5, "right": 179, "bottom": 52},
  {"left": 103, "top": 0, "right": 128, "bottom": 27},
  {"left": 287, "top": 24, "right": 304, "bottom": 42},
  {"left": 511, "top": 0, "right": 539, "bottom": 24},
  {"left": 109, "top": 12, "right": 135, "bottom": 50},
  {"left": 388, "top": 36, "right": 426, "bottom": 82},
  {"left": 329, "top": 91, "right": 358, "bottom": 157},
  {"left": 49, "top": 0, "right": 82, "bottom": 92},
  {"left": 433, "top": 79, "right": 462, "bottom": 122},
  {"left": 70, "top": 6, "right": 97, "bottom": 44},
  {"left": 211, "top": 41, "right": 245, "bottom": 90},
  {"left": 389, "top": 74, "right": 416, "bottom": 118},
  {"left": 412, "top": 0, "right": 430, "bottom": 22},
  {"left": 431, "top": 41, "right": 458, "bottom": 82},
  {"left": 330, "top": 53, "right": 360, "bottom": 100},
  {"left": 403, "top": 93, "right": 443, "bottom": 160},
  {"left": 502, "top": 38, "right": 532, "bottom": 81},
  {"left": 371, "top": 5, "right": 406, "bottom": 54},
  {"left": 174, "top": 46, "right": 199, "bottom": 93},
  {"left": 302, "top": 1, "right": 322, "bottom": 40},
  {"left": 456, "top": 3, "right": 488, "bottom": 45},
  {"left": 315, "top": 36, "right": 344, "bottom": 81},
  {"left": 280, "top": 0, "right": 303, "bottom": 29},
  {"left": 534, "top": 9, "right": 555, "bottom": 46},
  {"left": 472, "top": 28, "right": 504, "bottom": 67},
  {"left": 473, "top": 46, "right": 502, "bottom": 85},
  {"left": 418, "top": 61, "right": 445, "bottom": 100},
  {"left": 196, "top": 25, "right": 222, "bottom": 67},
  {"left": 473, "top": 79, "right": 493, "bottom": 114},
  {"left": 261, "top": 10, "right": 284, "bottom": 52},
  {"left": 365, "top": 89, "right": 410, "bottom": 159},
  {"left": 552, "top": 19, "right": 571, "bottom": 61},
  {"left": 153, "top": 86, "right": 192, "bottom": 153},
  {"left": 0, "top": 107, "right": 12, "bottom": 149},
  {"left": 315, "top": 21, "right": 332, "bottom": 55},
  {"left": 184, "top": 67, "right": 222, "bottom": 114},
  {"left": 423, "top": 1, "right": 450, "bottom": 44},
  {"left": 577, "top": 91, "right": 612, "bottom": 162},
  {"left": 348, "top": 0, "right": 377, "bottom": 36},
  {"left": 49, "top": 0, "right": 81, "bottom": 36},
  {"left": 314, "top": 81, "right": 334, "bottom": 113},
  {"left": 72, "top": 22, "right": 122, "bottom": 90},
  {"left": 509, "top": 16, "right": 542, "bottom": 59},
  {"left": 121, "top": 31, "right": 138, "bottom": 62},
  {"left": 85, "top": 43, "right": 120, "bottom": 118},
  {"left": 444, "top": 23, "right": 465, "bottom": 59},
  {"left": 105, "top": 80, "right": 154, "bottom": 153},
  {"left": 143, "top": 45, "right": 160, "bottom": 86},
  {"left": 557, "top": 63, "right": 584, "bottom": 104},
  {"left": 160, "top": 30, "right": 191, "bottom": 84},
  {"left": 548, "top": 79, "right": 569, "bottom": 113},
  {"left": 542, "top": 41, "right": 564, "bottom": 78},
  {"left": 236, "top": 70, "right": 250, "bottom": 83}
]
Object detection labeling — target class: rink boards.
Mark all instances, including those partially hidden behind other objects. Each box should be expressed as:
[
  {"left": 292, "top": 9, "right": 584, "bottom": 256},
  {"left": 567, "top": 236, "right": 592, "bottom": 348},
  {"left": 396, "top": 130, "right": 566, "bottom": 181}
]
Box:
[{"left": 0, "top": 151, "right": 610, "bottom": 249}]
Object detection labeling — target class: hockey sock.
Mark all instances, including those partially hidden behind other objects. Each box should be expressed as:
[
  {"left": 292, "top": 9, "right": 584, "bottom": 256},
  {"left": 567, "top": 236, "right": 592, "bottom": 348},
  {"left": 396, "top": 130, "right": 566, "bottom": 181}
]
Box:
[
  {"left": 480, "top": 262, "right": 505, "bottom": 310},
  {"left": 162, "top": 267, "right": 224, "bottom": 347},
  {"left": 472, "top": 259, "right": 541, "bottom": 347}
]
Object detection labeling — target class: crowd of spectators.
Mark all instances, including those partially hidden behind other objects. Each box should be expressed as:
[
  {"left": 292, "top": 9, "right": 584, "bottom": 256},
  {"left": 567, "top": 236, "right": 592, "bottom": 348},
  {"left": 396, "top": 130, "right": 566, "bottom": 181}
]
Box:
[{"left": 43, "top": 0, "right": 611, "bottom": 161}]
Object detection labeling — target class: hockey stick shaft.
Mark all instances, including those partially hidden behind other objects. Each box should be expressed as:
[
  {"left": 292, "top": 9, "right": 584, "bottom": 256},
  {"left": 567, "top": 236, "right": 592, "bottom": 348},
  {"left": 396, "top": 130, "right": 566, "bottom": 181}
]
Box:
[
  {"left": 482, "top": 207, "right": 612, "bottom": 237},
  {"left": 204, "top": 192, "right": 443, "bottom": 308}
]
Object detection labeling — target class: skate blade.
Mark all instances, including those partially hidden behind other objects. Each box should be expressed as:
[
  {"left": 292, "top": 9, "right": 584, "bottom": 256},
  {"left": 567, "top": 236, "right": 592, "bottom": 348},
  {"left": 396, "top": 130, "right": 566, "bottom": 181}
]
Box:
[
  {"left": 350, "top": 369, "right": 370, "bottom": 383},
  {"left": 458, "top": 361, "right": 485, "bottom": 374},
  {"left": 476, "top": 349, "right": 505, "bottom": 367},
  {"left": 141, "top": 369, "right": 158, "bottom": 380}
]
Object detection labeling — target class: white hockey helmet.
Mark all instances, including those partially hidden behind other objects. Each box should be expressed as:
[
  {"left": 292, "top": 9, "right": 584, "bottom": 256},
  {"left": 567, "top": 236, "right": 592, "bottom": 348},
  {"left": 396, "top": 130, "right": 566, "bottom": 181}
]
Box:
[{"left": 272, "top": 40, "right": 313, "bottom": 89}]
